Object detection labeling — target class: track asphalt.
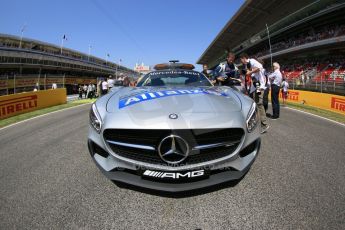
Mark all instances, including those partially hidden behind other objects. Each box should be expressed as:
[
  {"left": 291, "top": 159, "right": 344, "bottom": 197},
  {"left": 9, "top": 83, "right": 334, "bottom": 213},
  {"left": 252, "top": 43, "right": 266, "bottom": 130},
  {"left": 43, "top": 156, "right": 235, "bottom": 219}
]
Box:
[{"left": 0, "top": 104, "right": 344, "bottom": 229}]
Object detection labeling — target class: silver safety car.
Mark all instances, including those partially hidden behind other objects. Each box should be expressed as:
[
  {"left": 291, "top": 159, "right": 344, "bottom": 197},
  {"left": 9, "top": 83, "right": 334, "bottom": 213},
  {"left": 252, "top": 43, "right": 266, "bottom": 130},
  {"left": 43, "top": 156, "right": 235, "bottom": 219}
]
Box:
[{"left": 88, "top": 61, "right": 261, "bottom": 192}]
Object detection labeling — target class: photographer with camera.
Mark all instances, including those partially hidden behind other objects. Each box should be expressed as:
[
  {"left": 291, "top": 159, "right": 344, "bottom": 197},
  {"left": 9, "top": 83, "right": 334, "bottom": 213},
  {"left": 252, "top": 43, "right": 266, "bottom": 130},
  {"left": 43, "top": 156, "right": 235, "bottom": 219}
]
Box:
[
  {"left": 214, "top": 52, "right": 242, "bottom": 90},
  {"left": 240, "top": 53, "right": 269, "bottom": 133},
  {"left": 240, "top": 62, "right": 252, "bottom": 96}
]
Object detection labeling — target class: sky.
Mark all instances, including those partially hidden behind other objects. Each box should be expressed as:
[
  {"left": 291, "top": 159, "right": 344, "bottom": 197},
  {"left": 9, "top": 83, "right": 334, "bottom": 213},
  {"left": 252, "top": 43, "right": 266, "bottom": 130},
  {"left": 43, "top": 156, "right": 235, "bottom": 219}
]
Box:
[{"left": 0, "top": 0, "right": 245, "bottom": 70}]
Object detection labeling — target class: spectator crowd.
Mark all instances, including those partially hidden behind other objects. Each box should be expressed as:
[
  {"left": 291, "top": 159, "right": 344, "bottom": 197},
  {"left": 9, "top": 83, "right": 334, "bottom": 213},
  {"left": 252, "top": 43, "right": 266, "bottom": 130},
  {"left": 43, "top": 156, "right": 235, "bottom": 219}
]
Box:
[
  {"left": 78, "top": 74, "right": 135, "bottom": 99},
  {"left": 254, "top": 24, "right": 345, "bottom": 58}
]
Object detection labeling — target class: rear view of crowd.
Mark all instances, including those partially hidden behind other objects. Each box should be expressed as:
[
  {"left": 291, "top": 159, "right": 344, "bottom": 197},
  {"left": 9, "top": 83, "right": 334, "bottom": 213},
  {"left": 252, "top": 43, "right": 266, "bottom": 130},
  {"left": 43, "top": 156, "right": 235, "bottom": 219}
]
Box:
[
  {"left": 78, "top": 83, "right": 96, "bottom": 99},
  {"left": 78, "top": 74, "right": 135, "bottom": 99}
]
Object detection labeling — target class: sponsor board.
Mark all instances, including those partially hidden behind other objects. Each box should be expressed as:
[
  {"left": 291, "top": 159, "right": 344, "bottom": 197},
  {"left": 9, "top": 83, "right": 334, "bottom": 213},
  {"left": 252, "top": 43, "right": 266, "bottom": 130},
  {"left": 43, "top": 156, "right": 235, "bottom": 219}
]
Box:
[
  {"left": 0, "top": 95, "right": 38, "bottom": 118},
  {"left": 287, "top": 91, "right": 299, "bottom": 101},
  {"left": 0, "top": 80, "right": 8, "bottom": 89},
  {"left": 0, "top": 89, "right": 66, "bottom": 119},
  {"left": 331, "top": 97, "right": 345, "bottom": 112},
  {"left": 279, "top": 91, "right": 299, "bottom": 101},
  {"left": 276, "top": 90, "right": 345, "bottom": 115}
]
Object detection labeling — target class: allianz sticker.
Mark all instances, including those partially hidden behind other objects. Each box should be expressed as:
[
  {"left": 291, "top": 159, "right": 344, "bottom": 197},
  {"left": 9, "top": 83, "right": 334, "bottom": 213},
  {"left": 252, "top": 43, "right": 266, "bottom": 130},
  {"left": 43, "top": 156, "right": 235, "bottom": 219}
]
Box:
[{"left": 118, "top": 88, "right": 229, "bottom": 109}]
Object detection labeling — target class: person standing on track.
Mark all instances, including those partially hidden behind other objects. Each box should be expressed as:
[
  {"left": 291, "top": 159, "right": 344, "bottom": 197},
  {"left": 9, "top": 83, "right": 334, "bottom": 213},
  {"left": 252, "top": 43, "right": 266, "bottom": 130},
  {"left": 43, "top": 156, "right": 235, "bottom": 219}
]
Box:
[
  {"left": 268, "top": 62, "right": 283, "bottom": 119},
  {"left": 123, "top": 75, "right": 130, "bottom": 87},
  {"left": 281, "top": 78, "right": 289, "bottom": 106},
  {"left": 101, "top": 79, "right": 108, "bottom": 95},
  {"left": 97, "top": 79, "right": 102, "bottom": 97},
  {"left": 78, "top": 85, "right": 83, "bottom": 99},
  {"left": 240, "top": 53, "right": 269, "bottom": 133},
  {"left": 87, "top": 83, "right": 93, "bottom": 99},
  {"left": 202, "top": 64, "right": 213, "bottom": 81},
  {"left": 107, "top": 75, "right": 114, "bottom": 91},
  {"left": 259, "top": 59, "right": 270, "bottom": 113},
  {"left": 83, "top": 84, "right": 87, "bottom": 99}
]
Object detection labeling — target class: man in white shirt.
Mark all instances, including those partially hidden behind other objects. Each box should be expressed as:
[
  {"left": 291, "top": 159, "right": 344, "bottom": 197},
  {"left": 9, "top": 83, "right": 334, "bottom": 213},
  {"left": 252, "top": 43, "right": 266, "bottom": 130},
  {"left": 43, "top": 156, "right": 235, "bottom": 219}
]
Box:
[
  {"left": 83, "top": 84, "right": 88, "bottom": 98},
  {"left": 268, "top": 62, "right": 283, "bottom": 119},
  {"left": 87, "top": 83, "right": 93, "bottom": 98},
  {"left": 107, "top": 75, "right": 115, "bottom": 91},
  {"left": 281, "top": 78, "right": 289, "bottom": 105},
  {"left": 101, "top": 80, "right": 108, "bottom": 95},
  {"left": 240, "top": 53, "right": 269, "bottom": 133}
]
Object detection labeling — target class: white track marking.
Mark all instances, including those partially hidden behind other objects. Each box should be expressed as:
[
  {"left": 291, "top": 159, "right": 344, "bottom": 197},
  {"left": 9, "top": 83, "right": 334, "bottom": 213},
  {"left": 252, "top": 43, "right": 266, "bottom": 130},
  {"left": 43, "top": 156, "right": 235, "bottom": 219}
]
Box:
[{"left": 283, "top": 106, "right": 345, "bottom": 128}]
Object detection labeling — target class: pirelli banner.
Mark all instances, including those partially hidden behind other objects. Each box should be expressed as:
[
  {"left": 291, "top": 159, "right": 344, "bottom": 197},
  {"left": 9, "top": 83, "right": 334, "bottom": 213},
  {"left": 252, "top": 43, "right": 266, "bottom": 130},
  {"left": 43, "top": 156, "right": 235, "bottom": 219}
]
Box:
[
  {"left": 0, "top": 89, "right": 66, "bottom": 120},
  {"left": 281, "top": 90, "right": 345, "bottom": 115}
]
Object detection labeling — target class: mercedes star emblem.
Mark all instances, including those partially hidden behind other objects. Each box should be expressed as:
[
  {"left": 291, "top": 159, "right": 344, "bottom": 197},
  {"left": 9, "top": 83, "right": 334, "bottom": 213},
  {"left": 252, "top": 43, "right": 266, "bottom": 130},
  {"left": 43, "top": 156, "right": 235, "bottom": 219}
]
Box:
[
  {"left": 169, "top": 113, "right": 178, "bottom": 119},
  {"left": 158, "top": 135, "right": 189, "bottom": 164}
]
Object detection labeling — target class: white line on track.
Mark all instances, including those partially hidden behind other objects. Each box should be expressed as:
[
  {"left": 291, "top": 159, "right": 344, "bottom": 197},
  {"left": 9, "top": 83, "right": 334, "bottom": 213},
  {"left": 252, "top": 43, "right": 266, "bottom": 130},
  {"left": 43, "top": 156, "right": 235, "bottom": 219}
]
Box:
[
  {"left": 0, "top": 103, "right": 92, "bottom": 131},
  {"left": 283, "top": 106, "right": 345, "bottom": 128}
]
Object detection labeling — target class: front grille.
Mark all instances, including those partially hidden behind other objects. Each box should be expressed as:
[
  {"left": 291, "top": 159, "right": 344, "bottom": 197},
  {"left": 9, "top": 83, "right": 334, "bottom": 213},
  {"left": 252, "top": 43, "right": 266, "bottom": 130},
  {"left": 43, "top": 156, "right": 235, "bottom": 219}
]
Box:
[{"left": 103, "top": 129, "right": 244, "bottom": 166}]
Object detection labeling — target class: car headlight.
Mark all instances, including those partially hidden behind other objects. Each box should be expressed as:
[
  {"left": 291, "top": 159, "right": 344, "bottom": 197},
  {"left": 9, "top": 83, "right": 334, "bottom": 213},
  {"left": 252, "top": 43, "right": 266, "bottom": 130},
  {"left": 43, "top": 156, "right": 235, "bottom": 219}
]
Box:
[
  {"left": 90, "top": 103, "right": 102, "bottom": 133},
  {"left": 246, "top": 103, "right": 259, "bottom": 133}
]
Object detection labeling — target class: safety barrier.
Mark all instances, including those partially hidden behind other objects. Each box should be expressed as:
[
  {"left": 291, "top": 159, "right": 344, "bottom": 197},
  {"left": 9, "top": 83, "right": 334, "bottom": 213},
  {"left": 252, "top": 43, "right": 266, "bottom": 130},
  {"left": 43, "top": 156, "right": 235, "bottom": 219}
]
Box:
[
  {"left": 0, "top": 88, "right": 66, "bottom": 119},
  {"left": 279, "top": 90, "right": 345, "bottom": 115}
]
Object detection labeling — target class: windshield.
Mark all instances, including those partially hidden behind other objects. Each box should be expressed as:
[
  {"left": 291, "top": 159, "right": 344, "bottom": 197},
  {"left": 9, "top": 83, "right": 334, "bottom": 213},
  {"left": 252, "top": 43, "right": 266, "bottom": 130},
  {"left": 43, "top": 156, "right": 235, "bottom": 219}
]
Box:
[{"left": 136, "top": 70, "right": 212, "bottom": 87}]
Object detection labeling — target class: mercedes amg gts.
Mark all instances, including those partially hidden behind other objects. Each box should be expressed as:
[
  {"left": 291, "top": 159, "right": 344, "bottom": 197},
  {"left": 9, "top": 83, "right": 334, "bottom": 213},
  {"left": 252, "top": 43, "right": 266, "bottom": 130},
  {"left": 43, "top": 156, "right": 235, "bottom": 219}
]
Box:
[{"left": 88, "top": 61, "right": 261, "bottom": 192}]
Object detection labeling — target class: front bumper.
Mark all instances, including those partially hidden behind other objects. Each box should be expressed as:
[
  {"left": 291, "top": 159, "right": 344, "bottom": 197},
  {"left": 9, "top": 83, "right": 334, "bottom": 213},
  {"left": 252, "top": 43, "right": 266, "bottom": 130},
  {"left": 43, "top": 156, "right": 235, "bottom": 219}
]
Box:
[{"left": 87, "top": 138, "right": 261, "bottom": 193}]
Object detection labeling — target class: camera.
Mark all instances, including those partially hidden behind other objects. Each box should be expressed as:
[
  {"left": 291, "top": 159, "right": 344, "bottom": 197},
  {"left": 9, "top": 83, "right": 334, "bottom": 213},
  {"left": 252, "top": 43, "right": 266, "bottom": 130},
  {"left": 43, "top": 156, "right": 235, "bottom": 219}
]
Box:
[
  {"left": 252, "top": 77, "right": 261, "bottom": 95},
  {"left": 218, "top": 72, "right": 228, "bottom": 81},
  {"left": 241, "top": 68, "right": 261, "bottom": 95}
]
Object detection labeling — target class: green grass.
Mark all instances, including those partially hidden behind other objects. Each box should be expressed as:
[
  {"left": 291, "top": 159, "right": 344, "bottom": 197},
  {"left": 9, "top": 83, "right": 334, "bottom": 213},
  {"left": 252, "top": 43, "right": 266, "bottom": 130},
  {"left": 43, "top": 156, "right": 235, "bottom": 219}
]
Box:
[
  {"left": 0, "top": 99, "right": 96, "bottom": 128},
  {"left": 284, "top": 101, "right": 345, "bottom": 124}
]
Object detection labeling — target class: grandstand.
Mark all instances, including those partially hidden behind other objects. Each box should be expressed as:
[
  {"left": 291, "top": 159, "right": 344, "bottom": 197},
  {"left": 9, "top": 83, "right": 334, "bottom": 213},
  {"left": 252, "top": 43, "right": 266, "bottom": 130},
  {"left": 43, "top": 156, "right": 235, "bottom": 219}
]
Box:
[
  {"left": 198, "top": 0, "right": 345, "bottom": 95},
  {"left": 0, "top": 33, "right": 138, "bottom": 95}
]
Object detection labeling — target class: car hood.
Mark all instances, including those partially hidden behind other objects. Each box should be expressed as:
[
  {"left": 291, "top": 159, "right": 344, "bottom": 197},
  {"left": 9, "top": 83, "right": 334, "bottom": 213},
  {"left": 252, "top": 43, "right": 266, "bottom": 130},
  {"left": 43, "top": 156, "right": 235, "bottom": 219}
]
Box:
[{"left": 106, "top": 86, "right": 242, "bottom": 114}]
